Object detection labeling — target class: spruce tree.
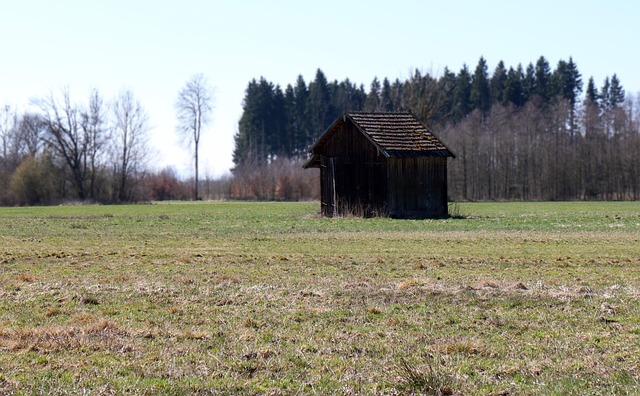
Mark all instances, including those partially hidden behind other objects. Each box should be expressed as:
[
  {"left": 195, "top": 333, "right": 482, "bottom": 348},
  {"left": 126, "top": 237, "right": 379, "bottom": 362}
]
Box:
[
  {"left": 504, "top": 66, "right": 525, "bottom": 106},
  {"left": 584, "top": 76, "right": 599, "bottom": 104},
  {"left": 534, "top": 56, "right": 552, "bottom": 103},
  {"left": 234, "top": 78, "right": 288, "bottom": 165},
  {"left": 234, "top": 79, "right": 259, "bottom": 165},
  {"left": 331, "top": 79, "right": 347, "bottom": 114},
  {"left": 453, "top": 64, "right": 472, "bottom": 122},
  {"left": 436, "top": 67, "right": 457, "bottom": 121},
  {"left": 283, "top": 84, "right": 297, "bottom": 156},
  {"left": 609, "top": 74, "right": 625, "bottom": 107},
  {"left": 490, "top": 60, "right": 507, "bottom": 106},
  {"left": 307, "top": 69, "right": 333, "bottom": 139},
  {"left": 364, "top": 77, "right": 382, "bottom": 112},
  {"left": 292, "top": 75, "right": 311, "bottom": 155},
  {"left": 470, "top": 56, "right": 491, "bottom": 116},
  {"left": 391, "top": 78, "right": 405, "bottom": 110},
  {"left": 551, "top": 57, "right": 581, "bottom": 104},
  {"left": 380, "top": 78, "right": 394, "bottom": 112},
  {"left": 522, "top": 63, "right": 536, "bottom": 103},
  {"left": 553, "top": 57, "right": 583, "bottom": 134},
  {"left": 566, "top": 57, "right": 583, "bottom": 105},
  {"left": 270, "top": 85, "right": 287, "bottom": 158}
]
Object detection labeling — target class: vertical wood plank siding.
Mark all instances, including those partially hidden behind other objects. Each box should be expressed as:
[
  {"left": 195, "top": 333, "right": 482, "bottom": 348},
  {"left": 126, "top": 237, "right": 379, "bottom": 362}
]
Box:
[
  {"left": 320, "top": 123, "right": 389, "bottom": 216},
  {"left": 387, "top": 157, "right": 448, "bottom": 218},
  {"left": 306, "top": 112, "right": 453, "bottom": 218}
]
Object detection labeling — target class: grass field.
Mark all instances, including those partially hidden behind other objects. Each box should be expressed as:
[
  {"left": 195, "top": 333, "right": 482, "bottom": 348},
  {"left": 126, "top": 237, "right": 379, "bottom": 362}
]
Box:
[{"left": 0, "top": 201, "right": 639, "bottom": 395}]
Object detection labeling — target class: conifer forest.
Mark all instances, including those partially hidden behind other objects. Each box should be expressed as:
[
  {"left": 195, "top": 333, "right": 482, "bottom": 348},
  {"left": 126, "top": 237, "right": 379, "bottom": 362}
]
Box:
[{"left": 234, "top": 56, "right": 640, "bottom": 201}]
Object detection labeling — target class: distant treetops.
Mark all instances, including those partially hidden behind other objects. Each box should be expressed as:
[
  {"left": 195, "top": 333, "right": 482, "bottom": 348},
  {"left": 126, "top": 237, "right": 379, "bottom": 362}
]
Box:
[{"left": 233, "top": 56, "right": 624, "bottom": 166}]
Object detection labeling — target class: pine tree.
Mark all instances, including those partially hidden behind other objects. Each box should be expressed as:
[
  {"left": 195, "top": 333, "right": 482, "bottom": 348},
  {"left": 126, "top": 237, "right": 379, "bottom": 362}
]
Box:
[
  {"left": 534, "top": 56, "right": 552, "bottom": 103},
  {"left": 490, "top": 60, "right": 507, "bottom": 106},
  {"left": 553, "top": 57, "right": 583, "bottom": 135},
  {"left": 436, "top": 67, "right": 457, "bottom": 122},
  {"left": 391, "top": 78, "right": 405, "bottom": 110},
  {"left": 283, "top": 84, "right": 297, "bottom": 156},
  {"left": 331, "top": 79, "right": 348, "bottom": 113},
  {"left": 405, "top": 69, "right": 426, "bottom": 115},
  {"left": 585, "top": 76, "right": 599, "bottom": 104},
  {"left": 552, "top": 58, "right": 582, "bottom": 103},
  {"left": 453, "top": 64, "right": 472, "bottom": 122},
  {"left": 380, "top": 78, "right": 394, "bottom": 111},
  {"left": 292, "top": 75, "right": 311, "bottom": 155},
  {"left": 234, "top": 78, "right": 287, "bottom": 165},
  {"left": 609, "top": 74, "right": 625, "bottom": 107},
  {"left": 234, "top": 79, "right": 258, "bottom": 165},
  {"left": 364, "top": 77, "right": 382, "bottom": 111},
  {"left": 470, "top": 56, "right": 491, "bottom": 116},
  {"left": 349, "top": 79, "right": 367, "bottom": 110},
  {"left": 270, "top": 85, "right": 287, "bottom": 158},
  {"left": 504, "top": 66, "right": 525, "bottom": 106},
  {"left": 522, "top": 63, "right": 536, "bottom": 103},
  {"left": 307, "top": 69, "right": 333, "bottom": 140}
]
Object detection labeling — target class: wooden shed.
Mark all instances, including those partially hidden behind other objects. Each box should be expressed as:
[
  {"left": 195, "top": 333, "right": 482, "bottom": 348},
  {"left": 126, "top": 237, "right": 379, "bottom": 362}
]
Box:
[{"left": 303, "top": 112, "right": 455, "bottom": 218}]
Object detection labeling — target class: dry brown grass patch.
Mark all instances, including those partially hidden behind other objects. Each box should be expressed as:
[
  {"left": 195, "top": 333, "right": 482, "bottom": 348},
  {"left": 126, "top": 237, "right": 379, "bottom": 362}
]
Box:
[
  {"left": 367, "top": 306, "right": 384, "bottom": 315},
  {"left": 397, "top": 278, "right": 428, "bottom": 290},
  {"left": 16, "top": 273, "right": 37, "bottom": 283},
  {"left": 176, "top": 329, "right": 209, "bottom": 340},
  {"left": 218, "top": 274, "right": 240, "bottom": 284},
  {"left": 44, "top": 307, "right": 61, "bottom": 317},
  {"left": 0, "top": 319, "right": 129, "bottom": 353},
  {"left": 436, "top": 338, "right": 488, "bottom": 357},
  {"left": 70, "top": 313, "right": 99, "bottom": 324},
  {"left": 110, "top": 274, "right": 132, "bottom": 283}
]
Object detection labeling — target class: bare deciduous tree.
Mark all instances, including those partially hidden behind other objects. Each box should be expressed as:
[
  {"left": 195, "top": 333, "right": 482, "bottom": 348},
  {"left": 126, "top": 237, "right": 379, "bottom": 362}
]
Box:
[
  {"left": 0, "top": 105, "right": 16, "bottom": 166},
  {"left": 16, "top": 113, "right": 44, "bottom": 157},
  {"left": 111, "top": 90, "right": 151, "bottom": 202},
  {"left": 175, "top": 74, "right": 214, "bottom": 200},
  {"left": 36, "top": 88, "right": 107, "bottom": 200},
  {"left": 82, "top": 90, "right": 108, "bottom": 199},
  {"left": 0, "top": 105, "right": 18, "bottom": 202}
]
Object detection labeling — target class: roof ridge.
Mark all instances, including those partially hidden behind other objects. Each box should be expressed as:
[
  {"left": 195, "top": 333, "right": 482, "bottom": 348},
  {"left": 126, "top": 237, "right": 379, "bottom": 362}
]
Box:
[
  {"left": 308, "top": 111, "right": 454, "bottom": 159},
  {"left": 346, "top": 110, "right": 413, "bottom": 115}
]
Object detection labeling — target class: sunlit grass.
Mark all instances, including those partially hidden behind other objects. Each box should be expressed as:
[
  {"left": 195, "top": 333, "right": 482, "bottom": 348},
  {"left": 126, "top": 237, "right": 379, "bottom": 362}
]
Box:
[{"left": 0, "top": 201, "right": 639, "bottom": 394}]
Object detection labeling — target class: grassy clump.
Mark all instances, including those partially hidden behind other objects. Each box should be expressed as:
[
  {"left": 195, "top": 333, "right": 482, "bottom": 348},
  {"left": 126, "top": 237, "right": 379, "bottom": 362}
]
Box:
[{"left": 0, "top": 201, "right": 639, "bottom": 394}]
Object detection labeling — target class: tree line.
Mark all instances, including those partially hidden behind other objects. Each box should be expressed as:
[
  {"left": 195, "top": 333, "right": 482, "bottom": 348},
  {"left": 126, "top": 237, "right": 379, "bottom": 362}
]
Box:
[
  {"left": 233, "top": 56, "right": 640, "bottom": 200},
  {"left": 0, "top": 74, "right": 215, "bottom": 206},
  {"left": 2, "top": 56, "right": 638, "bottom": 206},
  {"left": 0, "top": 89, "right": 152, "bottom": 205}
]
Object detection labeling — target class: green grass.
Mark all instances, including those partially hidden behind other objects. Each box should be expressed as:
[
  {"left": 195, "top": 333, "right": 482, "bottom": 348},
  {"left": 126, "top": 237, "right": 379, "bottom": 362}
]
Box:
[{"left": 1, "top": 201, "right": 639, "bottom": 394}]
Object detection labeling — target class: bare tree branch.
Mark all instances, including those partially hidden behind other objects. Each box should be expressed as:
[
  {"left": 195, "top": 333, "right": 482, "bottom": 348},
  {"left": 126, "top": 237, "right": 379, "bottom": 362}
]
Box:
[
  {"left": 175, "top": 74, "right": 214, "bottom": 200},
  {"left": 111, "top": 90, "right": 151, "bottom": 202},
  {"left": 34, "top": 88, "right": 107, "bottom": 200}
]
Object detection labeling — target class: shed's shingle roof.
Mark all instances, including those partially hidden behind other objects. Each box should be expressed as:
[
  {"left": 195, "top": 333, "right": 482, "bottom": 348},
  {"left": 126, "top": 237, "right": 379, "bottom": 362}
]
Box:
[{"left": 309, "top": 112, "right": 454, "bottom": 161}]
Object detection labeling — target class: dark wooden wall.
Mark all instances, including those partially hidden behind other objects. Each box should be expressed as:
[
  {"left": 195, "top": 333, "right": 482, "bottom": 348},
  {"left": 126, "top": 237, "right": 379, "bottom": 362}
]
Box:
[
  {"left": 318, "top": 122, "right": 448, "bottom": 218},
  {"left": 319, "top": 123, "right": 388, "bottom": 216},
  {"left": 387, "top": 157, "right": 448, "bottom": 218}
]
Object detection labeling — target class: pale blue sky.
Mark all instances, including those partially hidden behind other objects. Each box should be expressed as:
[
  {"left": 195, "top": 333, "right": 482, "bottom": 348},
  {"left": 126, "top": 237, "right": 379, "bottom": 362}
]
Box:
[{"left": 1, "top": 1, "right": 638, "bottom": 177}]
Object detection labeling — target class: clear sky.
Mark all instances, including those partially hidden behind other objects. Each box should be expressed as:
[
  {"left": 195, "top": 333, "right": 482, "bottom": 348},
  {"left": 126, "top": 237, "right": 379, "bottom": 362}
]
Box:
[{"left": 1, "top": 0, "right": 638, "bottom": 177}]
